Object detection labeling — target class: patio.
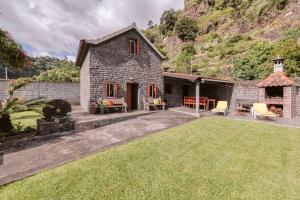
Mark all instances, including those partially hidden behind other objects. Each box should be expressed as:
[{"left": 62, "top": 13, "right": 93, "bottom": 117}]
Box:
[
  {"left": 0, "top": 111, "right": 195, "bottom": 185},
  {"left": 163, "top": 72, "right": 234, "bottom": 115},
  {"left": 72, "top": 106, "right": 155, "bottom": 132},
  {"left": 170, "top": 106, "right": 300, "bottom": 128}
]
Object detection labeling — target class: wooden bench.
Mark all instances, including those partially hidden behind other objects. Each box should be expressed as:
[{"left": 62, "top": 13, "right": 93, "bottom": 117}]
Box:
[
  {"left": 184, "top": 96, "right": 207, "bottom": 110},
  {"left": 143, "top": 97, "right": 165, "bottom": 111},
  {"left": 96, "top": 97, "right": 127, "bottom": 114}
]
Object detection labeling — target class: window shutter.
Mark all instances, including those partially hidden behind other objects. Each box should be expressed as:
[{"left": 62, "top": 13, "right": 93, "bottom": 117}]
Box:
[
  {"left": 154, "top": 83, "right": 157, "bottom": 98},
  {"left": 147, "top": 84, "right": 151, "bottom": 97},
  {"left": 104, "top": 82, "right": 108, "bottom": 98},
  {"left": 128, "top": 40, "right": 130, "bottom": 53},
  {"left": 137, "top": 39, "right": 141, "bottom": 54}
]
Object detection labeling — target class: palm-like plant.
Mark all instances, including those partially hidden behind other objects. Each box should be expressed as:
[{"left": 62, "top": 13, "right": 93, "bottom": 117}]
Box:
[{"left": 0, "top": 78, "right": 47, "bottom": 133}]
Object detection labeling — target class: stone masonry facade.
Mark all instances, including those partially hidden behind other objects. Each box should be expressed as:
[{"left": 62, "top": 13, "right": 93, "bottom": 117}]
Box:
[
  {"left": 0, "top": 80, "right": 80, "bottom": 104},
  {"left": 80, "top": 29, "right": 164, "bottom": 112}
]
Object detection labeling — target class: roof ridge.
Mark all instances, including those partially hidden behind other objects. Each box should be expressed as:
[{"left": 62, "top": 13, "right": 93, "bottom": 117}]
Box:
[{"left": 76, "top": 23, "right": 165, "bottom": 66}]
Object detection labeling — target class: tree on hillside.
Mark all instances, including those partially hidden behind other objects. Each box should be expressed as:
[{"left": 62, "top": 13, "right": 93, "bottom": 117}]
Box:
[
  {"left": 0, "top": 28, "right": 30, "bottom": 69},
  {"left": 160, "top": 9, "right": 179, "bottom": 34},
  {"left": 176, "top": 44, "right": 197, "bottom": 73},
  {"left": 175, "top": 17, "right": 199, "bottom": 41},
  {"left": 148, "top": 20, "right": 154, "bottom": 28},
  {"left": 231, "top": 45, "right": 274, "bottom": 80}
]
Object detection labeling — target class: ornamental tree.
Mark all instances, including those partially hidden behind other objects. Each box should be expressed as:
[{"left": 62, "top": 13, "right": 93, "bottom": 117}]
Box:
[{"left": 0, "top": 28, "right": 30, "bottom": 69}]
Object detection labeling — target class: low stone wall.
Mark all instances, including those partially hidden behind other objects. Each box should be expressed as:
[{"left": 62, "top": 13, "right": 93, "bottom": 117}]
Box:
[{"left": 0, "top": 80, "right": 80, "bottom": 104}]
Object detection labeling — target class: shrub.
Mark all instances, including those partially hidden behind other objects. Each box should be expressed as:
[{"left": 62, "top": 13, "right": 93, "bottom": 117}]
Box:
[
  {"left": 176, "top": 44, "right": 197, "bottom": 72},
  {"left": 0, "top": 29, "right": 30, "bottom": 69},
  {"left": 160, "top": 9, "right": 179, "bottom": 33},
  {"left": 274, "top": 38, "right": 300, "bottom": 77},
  {"left": 231, "top": 43, "right": 274, "bottom": 80},
  {"left": 175, "top": 17, "right": 199, "bottom": 41},
  {"left": 34, "top": 60, "right": 80, "bottom": 82},
  {"left": 0, "top": 78, "right": 46, "bottom": 134}
]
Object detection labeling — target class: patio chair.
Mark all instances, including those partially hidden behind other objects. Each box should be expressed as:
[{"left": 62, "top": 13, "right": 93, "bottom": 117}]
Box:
[
  {"left": 211, "top": 101, "right": 228, "bottom": 116},
  {"left": 251, "top": 103, "right": 276, "bottom": 119}
]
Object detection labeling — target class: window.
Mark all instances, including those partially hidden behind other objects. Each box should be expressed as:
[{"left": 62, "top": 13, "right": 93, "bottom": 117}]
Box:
[
  {"left": 148, "top": 84, "right": 157, "bottom": 98},
  {"left": 165, "top": 83, "right": 173, "bottom": 94},
  {"left": 129, "top": 39, "right": 137, "bottom": 54},
  {"left": 106, "top": 83, "right": 115, "bottom": 98},
  {"left": 105, "top": 82, "right": 119, "bottom": 98}
]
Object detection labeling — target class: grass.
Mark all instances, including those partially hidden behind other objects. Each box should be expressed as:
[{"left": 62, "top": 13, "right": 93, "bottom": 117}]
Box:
[
  {"left": 10, "top": 111, "right": 42, "bottom": 130},
  {"left": 0, "top": 117, "right": 300, "bottom": 199}
]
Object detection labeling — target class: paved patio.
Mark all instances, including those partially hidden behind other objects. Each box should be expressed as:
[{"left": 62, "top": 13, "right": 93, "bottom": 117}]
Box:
[
  {"left": 0, "top": 111, "right": 195, "bottom": 185},
  {"left": 171, "top": 106, "right": 300, "bottom": 128},
  {"left": 72, "top": 106, "right": 155, "bottom": 132}
]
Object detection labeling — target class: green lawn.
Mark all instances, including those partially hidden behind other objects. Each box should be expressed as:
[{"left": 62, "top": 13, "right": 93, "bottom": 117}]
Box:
[
  {"left": 1, "top": 117, "right": 300, "bottom": 199},
  {"left": 10, "top": 111, "right": 42, "bottom": 130}
]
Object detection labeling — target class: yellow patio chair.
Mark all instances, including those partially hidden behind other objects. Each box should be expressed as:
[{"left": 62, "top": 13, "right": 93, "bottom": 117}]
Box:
[
  {"left": 251, "top": 103, "right": 276, "bottom": 119},
  {"left": 212, "top": 101, "right": 228, "bottom": 116}
]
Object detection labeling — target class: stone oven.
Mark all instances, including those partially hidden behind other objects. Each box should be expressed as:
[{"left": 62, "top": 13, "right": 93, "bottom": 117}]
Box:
[{"left": 257, "top": 56, "right": 297, "bottom": 118}]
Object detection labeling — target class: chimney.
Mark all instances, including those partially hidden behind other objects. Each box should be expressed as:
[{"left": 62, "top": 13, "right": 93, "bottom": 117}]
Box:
[{"left": 273, "top": 55, "right": 285, "bottom": 72}]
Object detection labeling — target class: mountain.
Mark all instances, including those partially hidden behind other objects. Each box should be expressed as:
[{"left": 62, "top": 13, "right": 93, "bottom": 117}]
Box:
[{"left": 144, "top": 0, "right": 300, "bottom": 80}]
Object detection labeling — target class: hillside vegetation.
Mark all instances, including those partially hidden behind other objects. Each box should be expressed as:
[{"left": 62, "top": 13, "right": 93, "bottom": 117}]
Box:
[{"left": 144, "top": 0, "right": 300, "bottom": 80}]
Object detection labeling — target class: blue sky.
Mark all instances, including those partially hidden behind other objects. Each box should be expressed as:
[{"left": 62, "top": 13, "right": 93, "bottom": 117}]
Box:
[{"left": 0, "top": 0, "right": 184, "bottom": 61}]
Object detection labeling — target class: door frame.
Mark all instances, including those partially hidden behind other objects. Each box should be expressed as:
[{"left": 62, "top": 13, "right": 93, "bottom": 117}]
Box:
[{"left": 126, "top": 83, "right": 139, "bottom": 110}]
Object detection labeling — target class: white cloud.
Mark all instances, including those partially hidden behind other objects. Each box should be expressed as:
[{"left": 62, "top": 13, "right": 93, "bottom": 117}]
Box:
[{"left": 0, "top": 0, "right": 184, "bottom": 59}]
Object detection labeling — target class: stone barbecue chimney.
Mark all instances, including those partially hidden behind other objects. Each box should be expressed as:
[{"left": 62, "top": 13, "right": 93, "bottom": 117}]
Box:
[{"left": 273, "top": 56, "right": 285, "bottom": 72}]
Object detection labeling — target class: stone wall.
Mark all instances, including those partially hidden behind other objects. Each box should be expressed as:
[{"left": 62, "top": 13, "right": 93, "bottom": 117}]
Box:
[
  {"left": 88, "top": 29, "right": 164, "bottom": 110},
  {"left": 164, "top": 77, "right": 194, "bottom": 107},
  {"left": 230, "top": 81, "right": 260, "bottom": 111},
  {"left": 80, "top": 51, "right": 91, "bottom": 112},
  {"left": 296, "top": 86, "right": 300, "bottom": 116},
  {"left": 0, "top": 80, "right": 80, "bottom": 104},
  {"left": 295, "top": 78, "right": 300, "bottom": 116}
]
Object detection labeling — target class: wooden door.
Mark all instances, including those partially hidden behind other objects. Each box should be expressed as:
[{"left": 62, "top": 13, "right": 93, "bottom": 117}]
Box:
[{"left": 127, "top": 84, "right": 132, "bottom": 110}]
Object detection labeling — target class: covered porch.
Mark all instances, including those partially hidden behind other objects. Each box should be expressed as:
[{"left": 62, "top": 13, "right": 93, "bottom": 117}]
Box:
[{"left": 163, "top": 72, "right": 234, "bottom": 115}]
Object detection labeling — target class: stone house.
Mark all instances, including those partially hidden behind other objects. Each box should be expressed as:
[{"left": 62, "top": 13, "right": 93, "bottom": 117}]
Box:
[{"left": 76, "top": 23, "right": 165, "bottom": 112}]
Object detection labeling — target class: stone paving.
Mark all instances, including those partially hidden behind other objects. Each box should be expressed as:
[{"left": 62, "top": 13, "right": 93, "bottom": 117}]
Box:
[
  {"left": 0, "top": 111, "right": 195, "bottom": 185},
  {"left": 171, "top": 106, "right": 300, "bottom": 128}
]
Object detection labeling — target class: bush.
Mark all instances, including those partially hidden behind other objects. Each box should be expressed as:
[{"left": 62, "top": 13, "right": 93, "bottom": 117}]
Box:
[
  {"left": 34, "top": 60, "right": 80, "bottom": 82},
  {"left": 0, "top": 29, "right": 30, "bottom": 69},
  {"left": 160, "top": 9, "right": 179, "bottom": 33},
  {"left": 274, "top": 0, "right": 289, "bottom": 10},
  {"left": 175, "top": 17, "right": 199, "bottom": 41},
  {"left": 176, "top": 44, "right": 197, "bottom": 72},
  {"left": 231, "top": 43, "right": 274, "bottom": 80},
  {"left": 274, "top": 38, "right": 300, "bottom": 77}
]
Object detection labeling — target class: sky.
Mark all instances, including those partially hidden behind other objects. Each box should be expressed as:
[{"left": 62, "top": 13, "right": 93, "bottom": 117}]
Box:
[{"left": 0, "top": 0, "right": 184, "bottom": 61}]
